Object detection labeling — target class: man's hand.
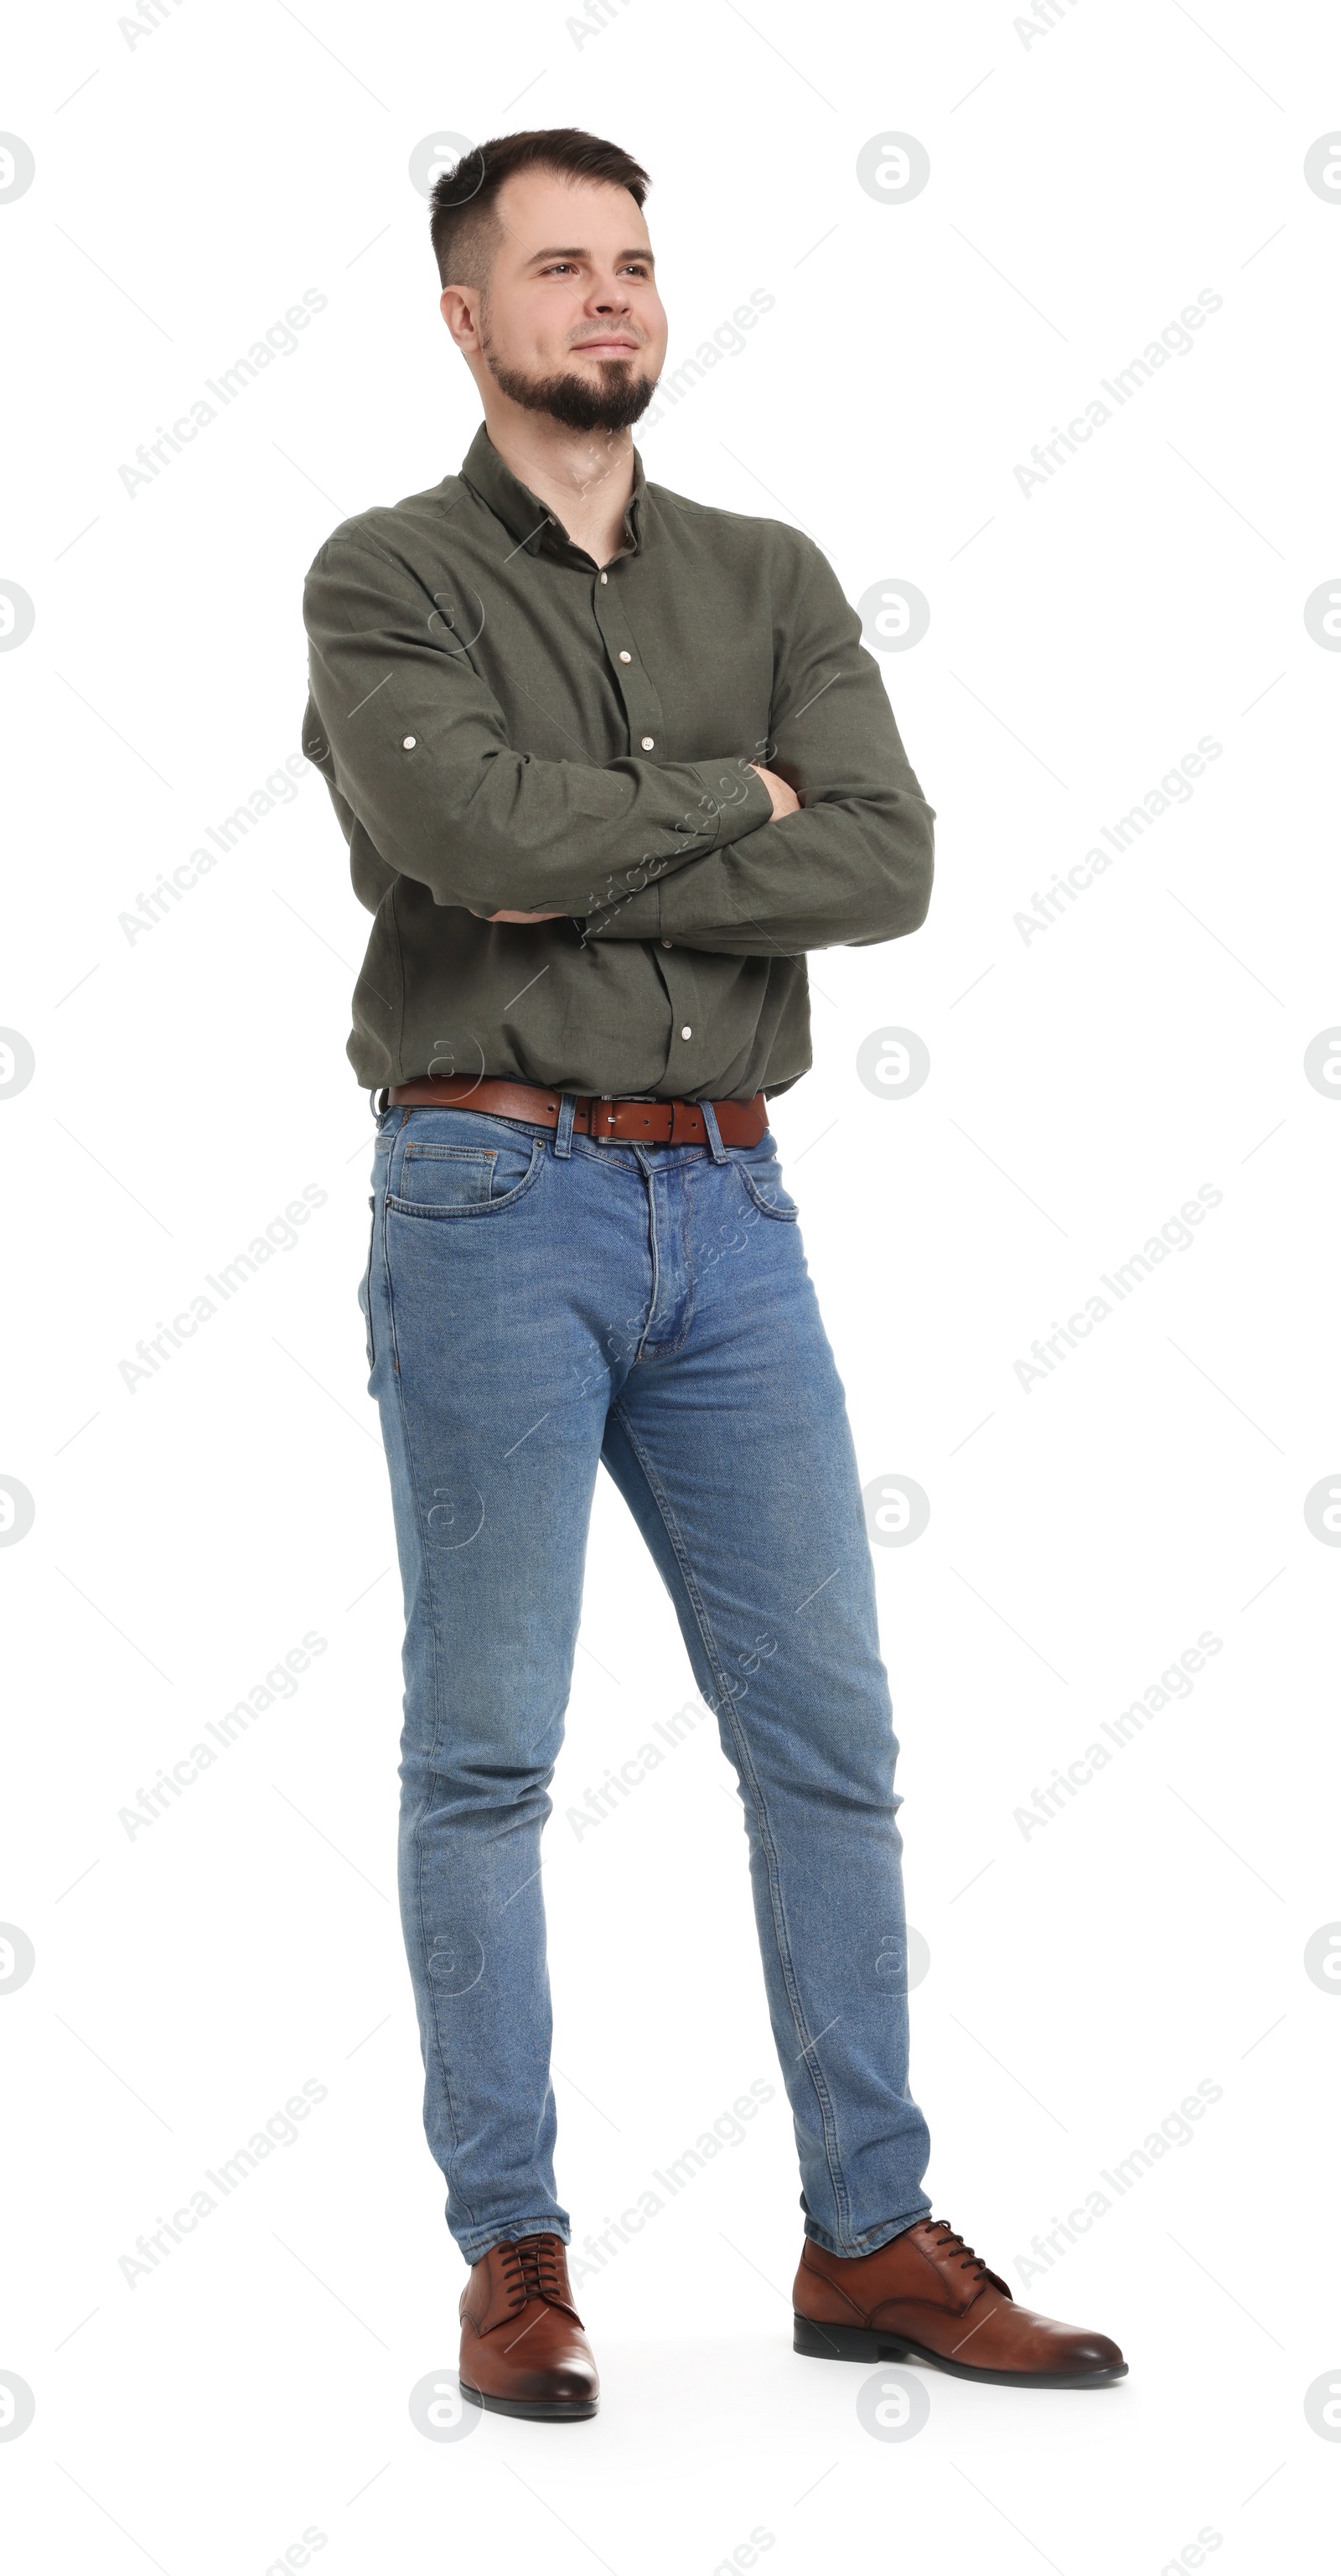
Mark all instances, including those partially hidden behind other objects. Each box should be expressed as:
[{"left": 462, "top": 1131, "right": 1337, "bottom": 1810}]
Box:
[
  {"left": 749, "top": 763, "right": 801, "bottom": 820},
  {"left": 474, "top": 907, "right": 568, "bottom": 922}
]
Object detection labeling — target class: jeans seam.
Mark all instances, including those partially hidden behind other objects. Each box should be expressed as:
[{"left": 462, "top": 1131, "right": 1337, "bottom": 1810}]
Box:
[
  {"left": 634, "top": 1165, "right": 697, "bottom": 1361},
  {"left": 382, "top": 1133, "right": 406, "bottom": 1377},
  {"left": 633, "top": 1162, "right": 660, "bottom": 1362},
  {"left": 608, "top": 1398, "right": 852, "bottom": 2241},
  {"left": 412, "top": 1802, "right": 474, "bottom": 2232},
  {"left": 381, "top": 1213, "right": 471, "bottom": 2223},
  {"left": 361, "top": 1192, "right": 377, "bottom": 1373}
]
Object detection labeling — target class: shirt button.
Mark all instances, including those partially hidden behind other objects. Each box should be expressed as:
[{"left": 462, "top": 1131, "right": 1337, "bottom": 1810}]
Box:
[
  {"left": 401, "top": 735, "right": 417, "bottom": 750},
  {"left": 681, "top": 1025, "right": 692, "bottom": 1039},
  {"left": 599, "top": 573, "right": 608, "bottom": 584},
  {"left": 641, "top": 735, "right": 655, "bottom": 749},
  {"left": 619, "top": 650, "right": 632, "bottom": 663},
  {"left": 660, "top": 939, "right": 672, "bottom": 948}
]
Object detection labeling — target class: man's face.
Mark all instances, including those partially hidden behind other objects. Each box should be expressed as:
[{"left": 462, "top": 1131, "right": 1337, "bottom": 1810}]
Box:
[{"left": 444, "top": 168, "right": 668, "bottom": 433}]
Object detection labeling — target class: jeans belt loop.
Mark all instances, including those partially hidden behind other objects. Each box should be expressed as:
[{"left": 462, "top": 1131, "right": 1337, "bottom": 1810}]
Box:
[
  {"left": 553, "top": 1093, "right": 577, "bottom": 1159},
  {"left": 698, "top": 1101, "right": 730, "bottom": 1164}
]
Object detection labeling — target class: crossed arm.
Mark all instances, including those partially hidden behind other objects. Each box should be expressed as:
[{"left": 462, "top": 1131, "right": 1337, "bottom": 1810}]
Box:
[
  {"left": 303, "top": 534, "right": 934, "bottom": 956},
  {"left": 489, "top": 763, "right": 801, "bottom": 920}
]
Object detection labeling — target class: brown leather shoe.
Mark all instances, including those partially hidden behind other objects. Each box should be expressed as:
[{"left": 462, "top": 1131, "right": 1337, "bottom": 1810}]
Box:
[
  {"left": 459, "top": 2234, "right": 599, "bottom": 2421},
  {"left": 794, "top": 2217, "right": 1126, "bottom": 2387}
]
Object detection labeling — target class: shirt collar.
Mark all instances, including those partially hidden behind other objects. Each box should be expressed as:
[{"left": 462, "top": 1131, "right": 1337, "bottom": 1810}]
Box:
[{"left": 458, "top": 422, "right": 645, "bottom": 564}]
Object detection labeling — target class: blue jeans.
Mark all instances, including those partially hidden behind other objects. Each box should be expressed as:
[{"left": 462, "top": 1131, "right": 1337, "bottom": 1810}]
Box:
[{"left": 362, "top": 1099, "right": 932, "bottom": 2263}]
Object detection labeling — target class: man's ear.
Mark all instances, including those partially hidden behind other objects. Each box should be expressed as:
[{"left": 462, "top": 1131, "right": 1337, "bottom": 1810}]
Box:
[{"left": 440, "top": 286, "right": 482, "bottom": 355}]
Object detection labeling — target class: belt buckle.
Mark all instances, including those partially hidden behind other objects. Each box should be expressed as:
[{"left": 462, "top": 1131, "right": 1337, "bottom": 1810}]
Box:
[{"left": 592, "top": 1095, "right": 676, "bottom": 1143}]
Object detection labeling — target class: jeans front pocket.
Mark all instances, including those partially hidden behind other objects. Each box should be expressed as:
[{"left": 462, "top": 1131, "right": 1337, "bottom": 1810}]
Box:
[
  {"left": 386, "top": 1127, "right": 546, "bottom": 1219},
  {"left": 736, "top": 1150, "right": 799, "bottom": 1221}
]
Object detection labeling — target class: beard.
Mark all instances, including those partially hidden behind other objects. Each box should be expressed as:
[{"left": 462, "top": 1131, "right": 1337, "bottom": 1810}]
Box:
[{"left": 483, "top": 344, "right": 657, "bottom": 433}]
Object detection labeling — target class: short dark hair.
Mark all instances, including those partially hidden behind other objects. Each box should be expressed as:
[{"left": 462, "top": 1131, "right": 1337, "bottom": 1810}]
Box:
[{"left": 430, "top": 127, "right": 650, "bottom": 293}]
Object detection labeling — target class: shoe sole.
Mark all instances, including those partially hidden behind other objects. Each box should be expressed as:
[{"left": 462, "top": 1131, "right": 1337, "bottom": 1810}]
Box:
[
  {"left": 459, "top": 2380, "right": 598, "bottom": 2422},
  {"left": 792, "top": 2313, "right": 1127, "bottom": 2387}
]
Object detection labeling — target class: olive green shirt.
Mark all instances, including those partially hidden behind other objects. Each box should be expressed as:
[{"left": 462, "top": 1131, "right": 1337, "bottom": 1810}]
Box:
[{"left": 301, "top": 425, "right": 934, "bottom": 1098}]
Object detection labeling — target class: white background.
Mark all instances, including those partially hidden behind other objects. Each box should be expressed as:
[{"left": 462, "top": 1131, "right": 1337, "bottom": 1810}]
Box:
[{"left": 3, "top": 3, "right": 1339, "bottom": 2570}]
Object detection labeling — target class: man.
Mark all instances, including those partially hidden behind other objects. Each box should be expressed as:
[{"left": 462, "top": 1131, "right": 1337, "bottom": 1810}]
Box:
[{"left": 302, "top": 126, "right": 1125, "bottom": 2420}]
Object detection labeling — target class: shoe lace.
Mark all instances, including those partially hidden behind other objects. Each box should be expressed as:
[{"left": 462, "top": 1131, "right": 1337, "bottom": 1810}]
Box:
[
  {"left": 496, "top": 2233, "right": 568, "bottom": 2314},
  {"left": 925, "top": 2219, "right": 990, "bottom": 2283}
]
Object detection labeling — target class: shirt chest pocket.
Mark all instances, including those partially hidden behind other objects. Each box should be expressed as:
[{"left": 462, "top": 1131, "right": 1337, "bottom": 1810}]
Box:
[{"left": 387, "top": 1138, "right": 543, "bottom": 1216}]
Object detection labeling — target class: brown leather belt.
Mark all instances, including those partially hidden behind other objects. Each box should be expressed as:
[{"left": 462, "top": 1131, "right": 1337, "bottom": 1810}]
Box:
[{"left": 387, "top": 1072, "right": 769, "bottom": 1147}]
